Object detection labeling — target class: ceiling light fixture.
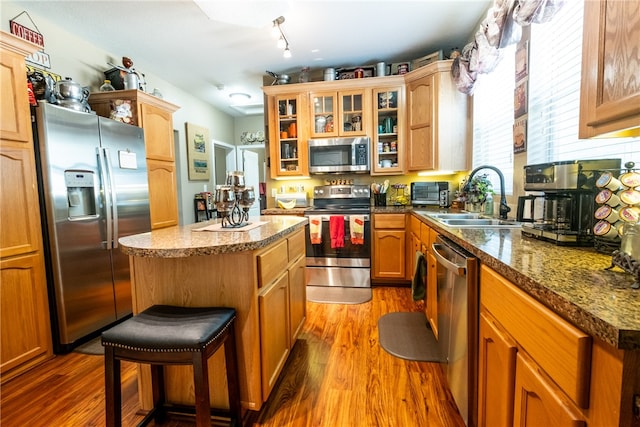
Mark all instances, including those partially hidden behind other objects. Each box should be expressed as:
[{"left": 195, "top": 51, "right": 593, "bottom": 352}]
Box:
[
  {"left": 271, "top": 15, "right": 291, "bottom": 59},
  {"left": 229, "top": 92, "right": 251, "bottom": 102}
]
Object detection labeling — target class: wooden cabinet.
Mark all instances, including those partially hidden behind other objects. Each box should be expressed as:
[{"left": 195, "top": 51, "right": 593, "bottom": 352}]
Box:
[
  {"left": 308, "top": 89, "right": 369, "bottom": 138},
  {"left": 267, "top": 93, "right": 309, "bottom": 178},
  {"left": 405, "top": 60, "right": 469, "bottom": 172},
  {"left": 259, "top": 270, "right": 290, "bottom": 398},
  {"left": 579, "top": 0, "right": 640, "bottom": 138},
  {"left": 258, "top": 228, "right": 306, "bottom": 398},
  {"left": 373, "top": 213, "right": 406, "bottom": 280},
  {"left": 0, "top": 31, "right": 53, "bottom": 383},
  {"left": 88, "top": 89, "right": 180, "bottom": 229},
  {"left": 288, "top": 254, "right": 306, "bottom": 343},
  {"left": 478, "top": 265, "right": 591, "bottom": 426},
  {"left": 372, "top": 86, "right": 404, "bottom": 175}
]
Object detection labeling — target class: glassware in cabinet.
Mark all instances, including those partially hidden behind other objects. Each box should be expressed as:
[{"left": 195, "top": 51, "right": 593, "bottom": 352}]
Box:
[{"left": 372, "top": 87, "right": 403, "bottom": 175}]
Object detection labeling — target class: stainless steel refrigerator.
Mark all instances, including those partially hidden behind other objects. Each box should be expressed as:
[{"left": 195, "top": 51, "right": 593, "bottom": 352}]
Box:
[{"left": 33, "top": 101, "right": 150, "bottom": 352}]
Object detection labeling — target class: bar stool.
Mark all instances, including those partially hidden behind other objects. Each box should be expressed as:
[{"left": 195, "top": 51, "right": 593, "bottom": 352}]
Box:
[{"left": 101, "top": 305, "right": 241, "bottom": 427}]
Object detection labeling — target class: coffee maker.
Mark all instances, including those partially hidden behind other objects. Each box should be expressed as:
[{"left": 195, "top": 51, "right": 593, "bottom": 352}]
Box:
[{"left": 517, "top": 159, "right": 621, "bottom": 245}]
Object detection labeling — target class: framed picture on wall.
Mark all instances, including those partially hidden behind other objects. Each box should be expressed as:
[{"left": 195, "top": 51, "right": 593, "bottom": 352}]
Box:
[
  {"left": 515, "top": 41, "right": 529, "bottom": 82},
  {"left": 185, "top": 122, "right": 211, "bottom": 181}
]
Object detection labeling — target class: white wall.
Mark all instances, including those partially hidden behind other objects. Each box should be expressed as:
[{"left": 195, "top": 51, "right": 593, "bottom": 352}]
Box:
[{"left": 2, "top": 1, "right": 265, "bottom": 225}]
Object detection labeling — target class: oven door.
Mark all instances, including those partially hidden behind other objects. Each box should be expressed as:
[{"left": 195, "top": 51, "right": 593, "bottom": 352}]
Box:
[{"left": 304, "top": 214, "right": 371, "bottom": 287}]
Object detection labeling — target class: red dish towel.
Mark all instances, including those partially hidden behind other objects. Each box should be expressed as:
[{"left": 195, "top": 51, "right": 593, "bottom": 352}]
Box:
[{"left": 330, "top": 216, "right": 345, "bottom": 249}]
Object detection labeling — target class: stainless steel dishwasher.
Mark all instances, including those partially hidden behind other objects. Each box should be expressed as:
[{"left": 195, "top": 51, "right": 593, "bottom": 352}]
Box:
[{"left": 432, "top": 235, "right": 478, "bottom": 427}]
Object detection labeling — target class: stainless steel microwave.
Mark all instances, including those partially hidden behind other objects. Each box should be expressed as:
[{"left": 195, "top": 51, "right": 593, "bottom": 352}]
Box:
[{"left": 308, "top": 137, "right": 370, "bottom": 174}]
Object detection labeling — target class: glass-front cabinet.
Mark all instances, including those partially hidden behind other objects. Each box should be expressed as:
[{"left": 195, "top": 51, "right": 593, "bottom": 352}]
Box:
[
  {"left": 309, "top": 89, "right": 369, "bottom": 138},
  {"left": 268, "top": 93, "right": 309, "bottom": 178},
  {"left": 372, "top": 87, "right": 404, "bottom": 175}
]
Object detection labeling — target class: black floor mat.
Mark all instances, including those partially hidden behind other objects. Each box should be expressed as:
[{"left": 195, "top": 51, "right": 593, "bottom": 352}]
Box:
[{"left": 378, "top": 312, "right": 443, "bottom": 362}]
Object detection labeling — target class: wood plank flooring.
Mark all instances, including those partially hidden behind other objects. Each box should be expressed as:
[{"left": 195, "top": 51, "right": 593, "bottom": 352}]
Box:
[{"left": 0, "top": 287, "right": 464, "bottom": 426}]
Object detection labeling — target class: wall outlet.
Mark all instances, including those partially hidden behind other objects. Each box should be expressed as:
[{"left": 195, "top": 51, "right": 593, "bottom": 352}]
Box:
[{"left": 271, "top": 188, "right": 277, "bottom": 197}]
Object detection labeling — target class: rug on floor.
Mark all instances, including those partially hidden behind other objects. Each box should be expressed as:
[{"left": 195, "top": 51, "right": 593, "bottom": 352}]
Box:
[
  {"left": 73, "top": 336, "right": 104, "bottom": 356},
  {"left": 378, "top": 312, "right": 443, "bottom": 362},
  {"left": 306, "top": 286, "right": 372, "bottom": 304}
]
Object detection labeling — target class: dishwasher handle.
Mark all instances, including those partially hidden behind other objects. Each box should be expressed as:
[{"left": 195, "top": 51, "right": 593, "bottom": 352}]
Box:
[{"left": 432, "top": 243, "right": 466, "bottom": 276}]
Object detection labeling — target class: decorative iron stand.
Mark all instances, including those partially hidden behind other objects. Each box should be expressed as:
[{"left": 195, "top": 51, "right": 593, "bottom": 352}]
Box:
[{"left": 214, "top": 171, "right": 256, "bottom": 228}]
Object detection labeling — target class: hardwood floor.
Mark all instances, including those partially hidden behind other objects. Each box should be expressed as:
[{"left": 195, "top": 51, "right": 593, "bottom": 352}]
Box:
[{"left": 0, "top": 287, "right": 464, "bottom": 426}]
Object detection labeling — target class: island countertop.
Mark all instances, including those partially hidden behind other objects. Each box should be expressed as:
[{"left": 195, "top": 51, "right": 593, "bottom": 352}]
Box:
[{"left": 119, "top": 215, "right": 308, "bottom": 258}]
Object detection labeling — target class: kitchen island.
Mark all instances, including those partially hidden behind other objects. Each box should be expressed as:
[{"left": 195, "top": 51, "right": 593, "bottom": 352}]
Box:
[{"left": 118, "top": 215, "right": 308, "bottom": 415}]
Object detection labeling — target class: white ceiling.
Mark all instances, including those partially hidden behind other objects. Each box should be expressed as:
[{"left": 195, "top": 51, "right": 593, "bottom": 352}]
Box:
[{"left": 11, "top": 0, "right": 491, "bottom": 117}]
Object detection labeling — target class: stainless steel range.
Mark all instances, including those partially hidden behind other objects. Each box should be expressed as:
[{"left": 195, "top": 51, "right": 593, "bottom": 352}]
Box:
[{"left": 304, "top": 185, "right": 371, "bottom": 288}]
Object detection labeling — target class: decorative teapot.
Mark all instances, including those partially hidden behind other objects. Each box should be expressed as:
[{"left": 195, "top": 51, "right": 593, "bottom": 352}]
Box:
[{"left": 54, "top": 77, "right": 91, "bottom": 113}]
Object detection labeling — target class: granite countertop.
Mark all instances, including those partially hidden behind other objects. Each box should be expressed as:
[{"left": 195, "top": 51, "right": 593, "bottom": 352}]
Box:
[
  {"left": 119, "top": 215, "right": 308, "bottom": 258},
  {"left": 261, "top": 207, "right": 309, "bottom": 215},
  {"left": 412, "top": 211, "right": 639, "bottom": 350}
]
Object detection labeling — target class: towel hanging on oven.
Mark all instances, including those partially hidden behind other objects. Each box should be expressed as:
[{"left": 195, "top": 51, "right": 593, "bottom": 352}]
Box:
[
  {"left": 309, "top": 216, "right": 322, "bottom": 244},
  {"left": 350, "top": 215, "right": 365, "bottom": 245},
  {"left": 330, "top": 216, "right": 345, "bottom": 249}
]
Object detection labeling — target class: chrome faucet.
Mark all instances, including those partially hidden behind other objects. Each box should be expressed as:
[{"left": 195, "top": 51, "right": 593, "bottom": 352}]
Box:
[{"left": 463, "top": 165, "right": 511, "bottom": 220}]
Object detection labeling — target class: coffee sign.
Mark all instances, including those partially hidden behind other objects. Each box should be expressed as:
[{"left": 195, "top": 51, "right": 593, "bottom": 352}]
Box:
[{"left": 9, "top": 20, "right": 44, "bottom": 47}]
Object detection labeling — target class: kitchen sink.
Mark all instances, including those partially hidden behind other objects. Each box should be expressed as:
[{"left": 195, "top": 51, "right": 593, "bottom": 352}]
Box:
[{"left": 418, "top": 212, "right": 522, "bottom": 229}]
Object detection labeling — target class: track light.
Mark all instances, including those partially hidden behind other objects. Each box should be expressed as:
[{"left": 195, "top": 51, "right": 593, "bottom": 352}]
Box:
[{"left": 272, "top": 16, "right": 291, "bottom": 58}]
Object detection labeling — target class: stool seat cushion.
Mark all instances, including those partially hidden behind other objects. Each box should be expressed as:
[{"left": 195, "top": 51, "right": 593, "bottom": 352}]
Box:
[{"left": 102, "top": 305, "right": 236, "bottom": 352}]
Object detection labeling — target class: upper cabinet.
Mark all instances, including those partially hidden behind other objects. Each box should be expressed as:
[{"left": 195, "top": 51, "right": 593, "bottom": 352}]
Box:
[
  {"left": 372, "top": 86, "right": 405, "bottom": 175},
  {"left": 89, "top": 90, "right": 180, "bottom": 229},
  {"left": 308, "top": 89, "right": 370, "bottom": 138},
  {"left": 405, "top": 60, "right": 469, "bottom": 172},
  {"left": 266, "top": 92, "right": 309, "bottom": 178},
  {"left": 579, "top": 0, "right": 640, "bottom": 138}
]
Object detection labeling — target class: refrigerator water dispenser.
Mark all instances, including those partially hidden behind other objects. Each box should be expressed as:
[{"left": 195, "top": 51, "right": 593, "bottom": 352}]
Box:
[{"left": 64, "top": 170, "right": 97, "bottom": 218}]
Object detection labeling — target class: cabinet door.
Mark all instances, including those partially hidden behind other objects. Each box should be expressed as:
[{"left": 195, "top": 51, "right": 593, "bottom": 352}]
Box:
[
  {"left": 0, "top": 50, "right": 31, "bottom": 143},
  {"left": 0, "top": 146, "right": 43, "bottom": 258},
  {"left": 406, "top": 75, "right": 434, "bottom": 171},
  {"left": 1, "top": 253, "right": 51, "bottom": 383},
  {"left": 269, "top": 94, "right": 308, "bottom": 177},
  {"left": 309, "top": 91, "right": 337, "bottom": 138},
  {"left": 259, "top": 271, "right": 290, "bottom": 398},
  {"left": 372, "top": 87, "right": 404, "bottom": 175},
  {"left": 373, "top": 229, "right": 405, "bottom": 279},
  {"left": 147, "top": 159, "right": 178, "bottom": 229},
  {"left": 339, "top": 89, "right": 368, "bottom": 137},
  {"left": 477, "top": 312, "right": 517, "bottom": 427},
  {"left": 579, "top": 0, "right": 640, "bottom": 138},
  {"left": 288, "top": 255, "right": 306, "bottom": 343},
  {"left": 139, "top": 103, "right": 175, "bottom": 161},
  {"left": 513, "top": 353, "right": 586, "bottom": 427},
  {"left": 426, "top": 251, "right": 439, "bottom": 338}
]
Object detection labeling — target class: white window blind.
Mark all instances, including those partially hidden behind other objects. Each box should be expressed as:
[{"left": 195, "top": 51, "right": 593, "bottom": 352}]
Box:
[
  {"left": 527, "top": 0, "right": 640, "bottom": 165},
  {"left": 472, "top": 44, "right": 515, "bottom": 194}
]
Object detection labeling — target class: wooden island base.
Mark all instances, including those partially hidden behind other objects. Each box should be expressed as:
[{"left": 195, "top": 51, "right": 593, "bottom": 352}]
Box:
[{"left": 119, "top": 218, "right": 308, "bottom": 416}]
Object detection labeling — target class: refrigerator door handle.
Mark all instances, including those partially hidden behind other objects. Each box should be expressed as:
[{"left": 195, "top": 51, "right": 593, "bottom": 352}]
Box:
[{"left": 98, "top": 147, "right": 119, "bottom": 249}]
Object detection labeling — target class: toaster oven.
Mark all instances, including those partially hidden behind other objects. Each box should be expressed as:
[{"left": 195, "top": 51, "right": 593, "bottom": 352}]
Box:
[{"left": 411, "top": 182, "right": 450, "bottom": 207}]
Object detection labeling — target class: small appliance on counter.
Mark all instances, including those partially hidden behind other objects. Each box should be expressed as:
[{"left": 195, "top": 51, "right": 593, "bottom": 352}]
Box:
[
  {"left": 517, "top": 159, "right": 622, "bottom": 245},
  {"left": 410, "top": 181, "right": 450, "bottom": 207}
]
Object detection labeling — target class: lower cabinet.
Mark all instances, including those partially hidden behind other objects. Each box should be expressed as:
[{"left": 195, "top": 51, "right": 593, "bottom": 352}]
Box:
[
  {"left": 259, "top": 271, "right": 290, "bottom": 398},
  {"left": 257, "top": 229, "right": 306, "bottom": 399},
  {"left": 373, "top": 213, "right": 406, "bottom": 280}
]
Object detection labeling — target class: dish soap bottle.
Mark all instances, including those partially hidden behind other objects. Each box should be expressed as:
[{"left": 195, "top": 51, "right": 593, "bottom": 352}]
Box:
[
  {"left": 99, "top": 79, "right": 115, "bottom": 91},
  {"left": 484, "top": 193, "right": 494, "bottom": 216}
]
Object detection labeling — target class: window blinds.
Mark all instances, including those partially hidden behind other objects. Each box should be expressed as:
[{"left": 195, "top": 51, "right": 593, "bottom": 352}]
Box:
[{"left": 527, "top": 0, "right": 640, "bottom": 165}]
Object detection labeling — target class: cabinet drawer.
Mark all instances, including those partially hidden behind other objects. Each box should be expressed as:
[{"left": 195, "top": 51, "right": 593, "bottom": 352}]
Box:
[
  {"left": 481, "top": 266, "right": 592, "bottom": 408},
  {"left": 375, "top": 213, "right": 405, "bottom": 229},
  {"left": 287, "top": 229, "right": 305, "bottom": 262},
  {"left": 257, "top": 239, "right": 288, "bottom": 288}
]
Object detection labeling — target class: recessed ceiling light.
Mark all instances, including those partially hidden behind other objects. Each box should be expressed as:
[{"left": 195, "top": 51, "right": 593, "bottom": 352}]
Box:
[{"left": 229, "top": 93, "right": 251, "bottom": 102}]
